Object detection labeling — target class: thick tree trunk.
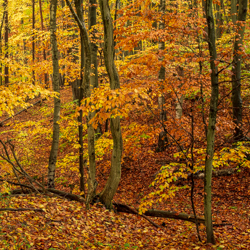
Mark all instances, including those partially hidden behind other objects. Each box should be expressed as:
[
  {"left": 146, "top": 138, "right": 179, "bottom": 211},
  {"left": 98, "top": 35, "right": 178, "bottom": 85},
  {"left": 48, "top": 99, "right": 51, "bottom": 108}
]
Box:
[
  {"left": 204, "top": 0, "right": 218, "bottom": 244},
  {"left": 231, "top": 0, "right": 248, "bottom": 141},
  {"left": 48, "top": 0, "right": 61, "bottom": 189},
  {"left": 99, "top": 0, "right": 123, "bottom": 209}
]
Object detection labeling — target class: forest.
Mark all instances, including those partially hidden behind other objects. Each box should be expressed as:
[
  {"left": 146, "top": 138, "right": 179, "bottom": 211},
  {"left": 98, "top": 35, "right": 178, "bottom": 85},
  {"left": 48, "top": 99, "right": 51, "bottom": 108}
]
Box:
[{"left": 0, "top": 0, "right": 250, "bottom": 248}]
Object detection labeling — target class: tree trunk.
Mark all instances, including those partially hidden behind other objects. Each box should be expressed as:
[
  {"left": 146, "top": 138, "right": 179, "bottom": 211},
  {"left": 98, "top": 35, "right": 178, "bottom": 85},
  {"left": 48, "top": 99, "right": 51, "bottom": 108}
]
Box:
[
  {"left": 204, "top": 0, "right": 218, "bottom": 244},
  {"left": 98, "top": 0, "right": 123, "bottom": 209},
  {"left": 231, "top": 0, "right": 237, "bottom": 25},
  {"left": 215, "top": 1, "right": 223, "bottom": 39},
  {"left": 157, "top": 0, "right": 167, "bottom": 152},
  {"left": 65, "top": 0, "right": 97, "bottom": 202},
  {"left": 4, "top": 0, "right": 8, "bottom": 85},
  {"left": 0, "top": 12, "right": 5, "bottom": 86},
  {"left": 39, "top": 0, "right": 48, "bottom": 88},
  {"left": 48, "top": 0, "right": 61, "bottom": 189},
  {"left": 231, "top": 0, "right": 248, "bottom": 141},
  {"left": 32, "top": 0, "right": 36, "bottom": 85}
]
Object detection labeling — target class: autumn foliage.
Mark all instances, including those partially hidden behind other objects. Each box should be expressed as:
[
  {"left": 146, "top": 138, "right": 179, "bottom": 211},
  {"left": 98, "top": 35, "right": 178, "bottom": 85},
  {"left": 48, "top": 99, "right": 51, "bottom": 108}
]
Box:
[{"left": 0, "top": 0, "right": 250, "bottom": 248}]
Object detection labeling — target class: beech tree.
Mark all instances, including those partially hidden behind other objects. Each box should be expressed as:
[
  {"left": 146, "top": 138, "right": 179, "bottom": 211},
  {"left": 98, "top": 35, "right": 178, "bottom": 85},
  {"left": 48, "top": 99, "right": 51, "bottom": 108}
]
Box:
[
  {"left": 231, "top": 0, "right": 248, "bottom": 141},
  {"left": 204, "top": 0, "right": 218, "bottom": 244},
  {"left": 48, "top": 0, "right": 61, "bottom": 188},
  {"left": 98, "top": 0, "right": 123, "bottom": 209}
]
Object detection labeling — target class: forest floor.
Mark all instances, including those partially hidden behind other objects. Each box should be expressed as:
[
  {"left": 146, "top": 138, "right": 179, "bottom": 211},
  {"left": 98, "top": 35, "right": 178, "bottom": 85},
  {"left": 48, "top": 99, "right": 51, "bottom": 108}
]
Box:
[{"left": 0, "top": 87, "right": 250, "bottom": 249}]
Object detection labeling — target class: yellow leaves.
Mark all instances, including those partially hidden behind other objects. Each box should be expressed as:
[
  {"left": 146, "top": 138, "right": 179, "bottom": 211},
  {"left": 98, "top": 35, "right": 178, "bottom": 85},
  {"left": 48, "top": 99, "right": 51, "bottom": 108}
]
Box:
[{"left": 0, "top": 181, "right": 11, "bottom": 194}]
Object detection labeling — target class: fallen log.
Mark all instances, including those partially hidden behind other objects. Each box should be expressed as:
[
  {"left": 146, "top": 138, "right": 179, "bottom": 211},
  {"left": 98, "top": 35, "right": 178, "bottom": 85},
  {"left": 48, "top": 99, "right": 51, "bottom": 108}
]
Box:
[
  {"left": 0, "top": 208, "right": 44, "bottom": 212},
  {"left": 47, "top": 188, "right": 85, "bottom": 203},
  {"left": 113, "top": 202, "right": 205, "bottom": 224}
]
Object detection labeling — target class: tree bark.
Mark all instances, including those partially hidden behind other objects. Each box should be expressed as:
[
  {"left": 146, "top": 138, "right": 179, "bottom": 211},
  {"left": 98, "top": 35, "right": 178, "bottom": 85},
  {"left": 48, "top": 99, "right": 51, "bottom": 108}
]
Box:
[
  {"left": 4, "top": 0, "right": 8, "bottom": 85},
  {"left": 157, "top": 0, "right": 167, "bottom": 152},
  {"left": 114, "top": 203, "right": 206, "bottom": 224},
  {"left": 204, "top": 0, "right": 218, "bottom": 244},
  {"left": 32, "top": 0, "right": 35, "bottom": 85},
  {"left": 65, "top": 0, "right": 97, "bottom": 202},
  {"left": 0, "top": 11, "right": 5, "bottom": 86},
  {"left": 98, "top": 0, "right": 123, "bottom": 209},
  {"left": 231, "top": 0, "right": 237, "bottom": 25},
  {"left": 231, "top": 0, "right": 248, "bottom": 141},
  {"left": 39, "top": 0, "right": 48, "bottom": 88},
  {"left": 48, "top": 0, "right": 61, "bottom": 189}
]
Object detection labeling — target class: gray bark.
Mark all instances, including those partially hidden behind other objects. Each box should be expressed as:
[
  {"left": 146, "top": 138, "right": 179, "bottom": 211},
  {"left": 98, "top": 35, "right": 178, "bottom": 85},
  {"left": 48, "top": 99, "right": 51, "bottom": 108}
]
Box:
[
  {"left": 0, "top": 12, "right": 5, "bottom": 85},
  {"left": 65, "top": 0, "right": 97, "bottom": 203},
  {"left": 99, "top": 0, "right": 123, "bottom": 209},
  {"left": 89, "top": 0, "right": 98, "bottom": 90},
  {"left": 231, "top": 0, "right": 248, "bottom": 141},
  {"left": 157, "top": 0, "right": 167, "bottom": 152},
  {"left": 48, "top": 0, "right": 61, "bottom": 189},
  {"left": 231, "top": 0, "right": 237, "bottom": 25},
  {"left": 4, "top": 0, "right": 8, "bottom": 85},
  {"left": 215, "top": 1, "right": 223, "bottom": 38},
  {"left": 204, "top": 0, "right": 218, "bottom": 244}
]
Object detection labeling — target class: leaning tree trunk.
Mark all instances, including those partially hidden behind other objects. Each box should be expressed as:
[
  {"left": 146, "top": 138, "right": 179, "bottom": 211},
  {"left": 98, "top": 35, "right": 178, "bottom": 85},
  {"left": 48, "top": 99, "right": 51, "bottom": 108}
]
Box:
[
  {"left": 231, "top": 0, "right": 248, "bottom": 141},
  {"left": 99, "top": 0, "right": 123, "bottom": 209},
  {"left": 204, "top": 0, "right": 218, "bottom": 244},
  {"left": 48, "top": 0, "right": 60, "bottom": 189},
  {"left": 65, "top": 0, "right": 97, "bottom": 204}
]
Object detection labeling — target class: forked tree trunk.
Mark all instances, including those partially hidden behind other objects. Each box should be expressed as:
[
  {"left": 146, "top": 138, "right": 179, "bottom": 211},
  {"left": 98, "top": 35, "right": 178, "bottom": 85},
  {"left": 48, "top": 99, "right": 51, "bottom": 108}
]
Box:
[
  {"left": 65, "top": 0, "right": 97, "bottom": 204},
  {"left": 204, "top": 0, "right": 218, "bottom": 244},
  {"left": 48, "top": 0, "right": 61, "bottom": 189},
  {"left": 231, "top": 0, "right": 248, "bottom": 141},
  {"left": 99, "top": 0, "right": 123, "bottom": 209}
]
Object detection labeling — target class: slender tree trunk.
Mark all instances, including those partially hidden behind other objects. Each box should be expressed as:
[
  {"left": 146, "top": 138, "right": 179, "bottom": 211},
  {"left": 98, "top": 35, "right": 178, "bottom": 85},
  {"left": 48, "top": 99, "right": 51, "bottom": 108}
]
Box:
[
  {"left": 4, "top": 0, "right": 8, "bottom": 85},
  {"left": 48, "top": 0, "right": 61, "bottom": 189},
  {"left": 99, "top": 0, "right": 123, "bottom": 209},
  {"left": 231, "top": 0, "right": 237, "bottom": 25},
  {"left": 215, "top": 1, "right": 223, "bottom": 39},
  {"left": 39, "top": 0, "right": 48, "bottom": 87},
  {"left": 89, "top": 0, "right": 98, "bottom": 89},
  {"left": 32, "top": 0, "right": 35, "bottom": 85},
  {"left": 74, "top": 0, "right": 87, "bottom": 195},
  {"left": 65, "top": 0, "right": 96, "bottom": 202},
  {"left": 0, "top": 12, "right": 5, "bottom": 86},
  {"left": 231, "top": 0, "right": 248, "bottom": 141},
  {"left": 204, "top": 0, "right": 217, "bottom": 244},
  {"left": 85, "top": 0, "right": 99, "bottom": 205},
  {"left": 157, "top": 0, "right": 167, "bottom": 152}
]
